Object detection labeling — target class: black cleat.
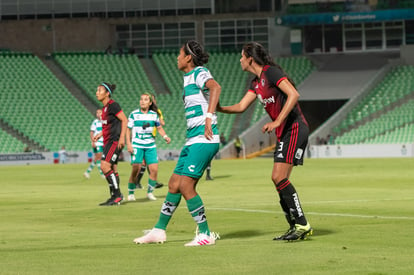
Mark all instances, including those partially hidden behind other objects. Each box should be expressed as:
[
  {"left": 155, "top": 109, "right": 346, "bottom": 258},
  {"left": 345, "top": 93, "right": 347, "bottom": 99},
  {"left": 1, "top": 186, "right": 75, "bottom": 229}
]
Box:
[
  {"left": 155, "top": 182, "right": 164, "bottom": 189},
  {"left": 99, "top": 197, "right": 112, "bottom": 206},
  {"left": 99, "top": 194, "right": 123, "bottom": 206},
  {"left": 283, "top": 223, "right": 313, "bottom": 241},
  {"left": 273, "top": 227, "right": 295, "bottom": 241},
  {"left": 205, "top": 175, "right": 213, "bottom": 181}
]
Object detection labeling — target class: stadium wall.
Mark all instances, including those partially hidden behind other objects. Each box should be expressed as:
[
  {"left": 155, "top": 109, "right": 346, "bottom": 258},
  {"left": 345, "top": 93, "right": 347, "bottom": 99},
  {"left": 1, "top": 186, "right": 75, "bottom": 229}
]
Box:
[
  {"left": 309, "top": 144, "right": 414, "bottom": 158},
  {"left": 401, "top": 45, "right": 414, "bottom": 65},
  {"left": 0, "top": 18, "right": 114, "bottom": 54},
  {"left": 0, "top": 12, "right": 277, "bottom": 55},
  {"left": 0, "top": 150, "right": 181, "bottom": 166}
]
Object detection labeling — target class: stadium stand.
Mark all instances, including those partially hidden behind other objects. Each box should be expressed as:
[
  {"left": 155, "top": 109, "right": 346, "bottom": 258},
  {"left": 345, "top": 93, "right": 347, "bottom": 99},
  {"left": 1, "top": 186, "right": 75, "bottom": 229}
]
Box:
[
  {"left": 0, "top": 53, "right": 93, "bottom": 152},
  {"left": 1, "top": 50, "right": 410, "bottom": 153},
  {"left": 333, "top": 65, "right": 414, "bottom": 134},
  {"left": 0, "top": 128, "right": 26, "bottom": 153},
  {"left": 333, "top": 65, "right": 414, "bottom": 144},
  {"left": 53, "top": 52, "right": 154, "bottom": 116}
]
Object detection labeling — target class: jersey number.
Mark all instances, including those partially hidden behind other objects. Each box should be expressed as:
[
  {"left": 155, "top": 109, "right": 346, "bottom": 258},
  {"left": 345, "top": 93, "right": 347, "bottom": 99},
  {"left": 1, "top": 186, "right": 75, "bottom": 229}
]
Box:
[{"left": 277, "top": 142, "right": 284, "bottom": 152}]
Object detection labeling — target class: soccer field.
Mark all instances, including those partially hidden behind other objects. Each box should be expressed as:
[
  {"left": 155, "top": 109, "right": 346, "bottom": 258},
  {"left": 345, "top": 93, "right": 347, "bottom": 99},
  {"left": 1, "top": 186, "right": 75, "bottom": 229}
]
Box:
[{"left": 1, "top": 158, "right": 414, "bottom": 274}]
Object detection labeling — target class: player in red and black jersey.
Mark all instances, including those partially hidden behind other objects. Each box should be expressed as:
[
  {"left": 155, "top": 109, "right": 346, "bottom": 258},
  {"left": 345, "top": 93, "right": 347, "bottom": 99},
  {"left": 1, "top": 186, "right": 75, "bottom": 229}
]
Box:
[
  {"left": 217, "top": 42, "right": 312, "bottom": 241},
  {"left": 93, "top": 82, "right": 128, "bottom": 206}
]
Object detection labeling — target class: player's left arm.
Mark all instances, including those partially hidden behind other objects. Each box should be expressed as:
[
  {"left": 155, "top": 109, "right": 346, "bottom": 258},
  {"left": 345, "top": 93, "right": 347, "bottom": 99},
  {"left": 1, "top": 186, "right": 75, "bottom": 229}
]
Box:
[
  {"left": 156, "top": 125, "right": 171, "bottom": 144},
  {"left": 93, "top": 132, "right": 103, "bottom": 142},
  {"left": 204, "top": 79, "right": 221, "bottom": 140},
  {"left": 116, "top": 111, "right": 128, "bottom": 149},
  {"left": 262, "top": 79, "right": 300, "bottom": 133}
]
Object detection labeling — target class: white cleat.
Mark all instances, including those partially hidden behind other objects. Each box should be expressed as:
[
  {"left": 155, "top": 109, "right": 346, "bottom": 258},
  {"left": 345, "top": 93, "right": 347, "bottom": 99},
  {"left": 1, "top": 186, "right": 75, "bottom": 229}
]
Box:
[
  {"left": 184, "top": 232, "right": 220, "bottom": 247},
  {"left": 147, "top": 193, "right": 157, "bottom": 201},
  {"left": 83, "top": 172, "right": 90, "bottom": 179},
  {"left": 127, "top": 194, "right": 136, "bottom": 201},
  {"left": 133, "top": 228, "right": 166, "bottom": 244}
]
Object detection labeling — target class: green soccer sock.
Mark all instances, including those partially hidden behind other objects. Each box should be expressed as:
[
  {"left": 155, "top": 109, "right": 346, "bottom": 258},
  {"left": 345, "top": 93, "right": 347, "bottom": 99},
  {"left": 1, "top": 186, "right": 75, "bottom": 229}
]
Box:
[
  {"left": 128, "top": 182, "right": 135, "bottom": 195},
  {"left": 154, "top": 192, "right": 182, "bottom": 230},
  {"left": 187, "top": 194, "right": 210, "bottom": 236},
  {"left": 147, "top": 179, "right": 157, "bottom": 193},
  {"left": 86, "top": 161, "right": 95, "bottom": 173}
]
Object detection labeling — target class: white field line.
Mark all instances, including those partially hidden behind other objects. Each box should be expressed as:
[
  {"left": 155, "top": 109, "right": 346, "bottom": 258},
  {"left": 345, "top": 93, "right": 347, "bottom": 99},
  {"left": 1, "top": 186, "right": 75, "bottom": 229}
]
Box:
[
  {"left": 207, "top": 207, "right": 414, "bottom": 221},
  {"left": 305, "top": 198, "right": 414, "bottom": 204}
]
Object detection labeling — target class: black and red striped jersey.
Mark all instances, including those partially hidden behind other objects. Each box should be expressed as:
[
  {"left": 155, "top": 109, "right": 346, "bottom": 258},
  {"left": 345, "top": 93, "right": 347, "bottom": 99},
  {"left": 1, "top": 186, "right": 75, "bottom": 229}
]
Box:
[
  {"left": 248, "top": 65, "right": 308, "bottom": 139},
  {"left": 101, "top": 99, "right": 122, "bottom": 145}
]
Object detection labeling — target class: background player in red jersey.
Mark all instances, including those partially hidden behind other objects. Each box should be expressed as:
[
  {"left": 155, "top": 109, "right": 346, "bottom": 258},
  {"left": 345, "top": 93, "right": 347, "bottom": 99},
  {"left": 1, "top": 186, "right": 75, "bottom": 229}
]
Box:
[
  {"left": 217, "top": 42, "right": 312, "bottom": 241},
  {"left": 94, "top": 82, "right": 128, "bottom": 206}
]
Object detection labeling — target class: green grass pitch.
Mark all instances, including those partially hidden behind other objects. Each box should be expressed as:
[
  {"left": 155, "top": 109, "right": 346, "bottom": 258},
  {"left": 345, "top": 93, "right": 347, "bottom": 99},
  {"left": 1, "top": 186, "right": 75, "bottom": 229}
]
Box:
[{"left": 1, "top": 157, "right": 414, "bottom": 274}]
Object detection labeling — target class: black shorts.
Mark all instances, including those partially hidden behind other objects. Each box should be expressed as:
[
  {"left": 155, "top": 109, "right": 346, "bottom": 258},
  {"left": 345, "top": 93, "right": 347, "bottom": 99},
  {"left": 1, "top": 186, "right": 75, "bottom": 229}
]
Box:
[
  {"left": 102, "top": 142, "right": 122, "bottom": 165},
  {"left": 274, "top": 121, "right": 309, "bottom": 166}
]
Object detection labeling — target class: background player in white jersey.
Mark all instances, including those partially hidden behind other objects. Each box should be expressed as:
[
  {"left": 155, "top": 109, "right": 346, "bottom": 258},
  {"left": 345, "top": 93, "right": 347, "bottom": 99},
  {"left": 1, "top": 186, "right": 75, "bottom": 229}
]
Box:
[
  {"left": 84, "top": 109, "right": 105, "bottom": 179},
  {"left": 134, "top": 94, "right": 165, "bottom": 190},
  {"left": 134, "top": 40, "right": 221, "bottom": 246},
  {"left": 126, "top": 92, "right": 171, "bottom": 201}
]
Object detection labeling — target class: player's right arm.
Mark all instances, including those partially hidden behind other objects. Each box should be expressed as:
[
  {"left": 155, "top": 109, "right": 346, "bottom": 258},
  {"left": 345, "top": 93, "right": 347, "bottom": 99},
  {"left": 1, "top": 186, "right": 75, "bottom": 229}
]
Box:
[
  {"left": 158, "top": 109, "right": 165, "bottom": 126},
  {"left": 126, "top": 126, "right": 133, "bottom": 154},
  {"left": 217, "top": 91, "right": 256, "bottom": 114}
]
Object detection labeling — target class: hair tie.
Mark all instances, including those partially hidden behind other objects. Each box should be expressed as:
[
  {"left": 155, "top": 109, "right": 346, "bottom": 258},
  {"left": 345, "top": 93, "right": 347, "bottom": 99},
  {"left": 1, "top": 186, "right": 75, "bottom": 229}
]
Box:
[
  {"left": 186, "top": 42, "right": 196, "bottom": 58},
  {"left": 101, "top": 83, "right": 112, "bottom": 95}
]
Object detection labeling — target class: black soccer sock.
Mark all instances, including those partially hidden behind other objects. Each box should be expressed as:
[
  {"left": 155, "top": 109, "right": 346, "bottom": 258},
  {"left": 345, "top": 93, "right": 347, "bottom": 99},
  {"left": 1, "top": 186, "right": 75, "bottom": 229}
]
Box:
[
  {"left": 104, "top": 171, "right": 115, "bottom": 196},
  {"left": 276, "top": 178, "right": 307, "bottom": 226},
  {"left": 135, "top": 165, "right": 146, "bottom": 184},
  {"left": 105, "top": 170, "right": 121, "bottom": 197},
  {"left": 115, "top": 172, "right": 121, "bottom": 195},
  {"left": 206, "top": 165, "right": 211, "bottom": 177},
  {"left": 279, "top": 196, "right": 295, "bottom": 228}
]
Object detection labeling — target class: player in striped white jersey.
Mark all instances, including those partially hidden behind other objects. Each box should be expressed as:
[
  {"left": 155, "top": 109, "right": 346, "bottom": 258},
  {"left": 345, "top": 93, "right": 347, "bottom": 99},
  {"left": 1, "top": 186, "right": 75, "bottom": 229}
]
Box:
[
  {"left": 134, "top": 94, "right": 166, "bottom": 189},
  {"left": 126, "top": 92, "right": 171, "bottom": 201},
  {"left": 84, "top": 109, "right": 105, "bottom": 179},
  {"left": 134, "top": 40, "right": 221, "bottom": 246}
]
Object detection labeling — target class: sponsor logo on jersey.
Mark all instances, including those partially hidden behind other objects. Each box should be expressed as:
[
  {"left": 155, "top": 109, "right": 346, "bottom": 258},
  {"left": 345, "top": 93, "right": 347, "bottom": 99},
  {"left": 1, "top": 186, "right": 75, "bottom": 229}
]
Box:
[
  {"left": 185, "top": 110, "right": 196, "bottom": 117},
  {"left": 257, "top": 94, "right": 275, "bottom": 107},
  {"left": 102, "top": 120, "right": 108, "bottom": 125},
  {"left": 198, "top": 73, "right": 210, "bottom": 84}
]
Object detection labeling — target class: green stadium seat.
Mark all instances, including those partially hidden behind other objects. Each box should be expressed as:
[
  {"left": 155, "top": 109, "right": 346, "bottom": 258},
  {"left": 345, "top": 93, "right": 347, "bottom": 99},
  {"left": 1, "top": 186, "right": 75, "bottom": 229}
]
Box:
[{"left": 0, "top": 53, "right": 93, "bottom": 152}]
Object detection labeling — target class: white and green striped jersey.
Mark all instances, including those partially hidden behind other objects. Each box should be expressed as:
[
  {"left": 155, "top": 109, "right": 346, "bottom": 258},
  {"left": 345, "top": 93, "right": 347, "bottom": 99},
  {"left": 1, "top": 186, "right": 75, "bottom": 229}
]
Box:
[
  {"left": 127, "top": 109, "right": 160, "bottom": 149},
  {"left": 90, "top": 119, "right": 103, "bottom": 147},
  {"left": 183, "top": 66, "right": 219, "bottom": 146}
]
